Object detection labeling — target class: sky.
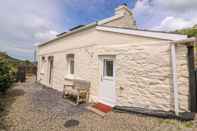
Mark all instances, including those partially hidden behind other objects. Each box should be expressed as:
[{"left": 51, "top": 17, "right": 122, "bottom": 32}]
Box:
[{"left": 0, "top": 0, "right": 196, "bottom": 61}]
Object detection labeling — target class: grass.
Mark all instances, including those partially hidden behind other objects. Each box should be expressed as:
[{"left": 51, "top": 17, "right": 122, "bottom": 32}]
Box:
[
  {"left": 184, "top": 122, "right": 194, "bottom": 128},
  {"left": 159, "top": 119, "right": 194, "bottom": 129}
]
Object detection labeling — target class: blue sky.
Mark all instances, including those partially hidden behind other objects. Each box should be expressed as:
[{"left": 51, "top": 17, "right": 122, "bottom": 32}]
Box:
[
  {"left": 0, "top": 0, "right": 196, "bottom": 60},
  {"left": 60, "top": 0, "right": 136, "bottom": 30}
]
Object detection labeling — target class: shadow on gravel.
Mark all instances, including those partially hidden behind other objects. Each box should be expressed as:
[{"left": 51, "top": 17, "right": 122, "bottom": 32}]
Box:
[
  {"left": 32, "top": 84, "right": 88, "bottom": 120},
  {"left": 0, "top": 88, "right": 25, "bottom": 130}
]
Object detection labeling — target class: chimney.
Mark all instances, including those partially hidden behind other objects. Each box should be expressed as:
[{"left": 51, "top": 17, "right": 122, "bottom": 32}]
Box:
[
  {"left": 115, "top": 3, "right": 132, "bottom": 16},
  {"left": 101, "top": 4, "right": 137, "bottom": 29}
]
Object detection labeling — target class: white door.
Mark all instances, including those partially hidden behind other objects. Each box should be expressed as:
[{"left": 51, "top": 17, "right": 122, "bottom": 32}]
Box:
[{"left": 99, "top": 56, "right": 116, "bottom": 106}]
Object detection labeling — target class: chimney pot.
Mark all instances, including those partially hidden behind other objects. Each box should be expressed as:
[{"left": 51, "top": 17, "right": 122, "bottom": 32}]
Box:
[{"left": 121, "top": 3, "right": 128, "bottom": 6}]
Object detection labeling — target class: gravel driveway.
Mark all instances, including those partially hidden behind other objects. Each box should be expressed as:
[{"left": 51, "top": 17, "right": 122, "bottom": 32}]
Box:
[{"left": 0, "top": 77, "right": 197, "bottom": 131}]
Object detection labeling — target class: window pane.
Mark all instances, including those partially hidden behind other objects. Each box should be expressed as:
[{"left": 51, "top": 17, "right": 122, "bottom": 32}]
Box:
[
  {"left": 104, "top": 60, "right": 113, "bottom": 77},
  {"left": 67, "top": 54, "right": 74, "bottom": 75},
  {"left": 70, "top": 60, "right": 74, "bottom": 74}
]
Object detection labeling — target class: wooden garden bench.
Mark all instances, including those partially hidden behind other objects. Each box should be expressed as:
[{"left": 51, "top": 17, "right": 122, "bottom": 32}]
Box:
[{"left": 63, "top": 78, "right": 90, "bottom": 105}]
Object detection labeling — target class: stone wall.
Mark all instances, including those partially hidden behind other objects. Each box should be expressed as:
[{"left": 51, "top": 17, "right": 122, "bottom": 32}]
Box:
[
  {"left": 115, "top": 43, "right": 172, "bottom": 111},
  {"left": 37, "top": 42, "right": 190, "bottom": 112},
  {"left": 176, "top": 45, "right": 189, "bottom": 111},
  {"left": 115, "top": 44, "right": 189, "bottom": 112}
]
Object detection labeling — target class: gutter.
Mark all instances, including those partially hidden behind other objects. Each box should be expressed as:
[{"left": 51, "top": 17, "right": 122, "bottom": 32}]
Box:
[
  {"left": 169, "top": 38, "right": 196, "bottom": 116},
  {"left": 170, "top": 43, "right": 179, "bottom": 116},
  {"left": 172, "top": 37, "right": 196, "bottom": 45},
  {"left": 171, "top": 37, "right": 196, "bottom": 115}
]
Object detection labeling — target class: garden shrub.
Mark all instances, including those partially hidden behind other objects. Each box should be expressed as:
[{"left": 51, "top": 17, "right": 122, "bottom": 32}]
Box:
[{"left": 0, "top": 60, "right": 15, "bottom": 93}]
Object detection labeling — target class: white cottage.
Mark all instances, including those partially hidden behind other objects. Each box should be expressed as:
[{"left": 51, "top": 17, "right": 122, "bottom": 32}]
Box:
[{"left": 37, "top": 4, "right": 197, "bottom": 116}]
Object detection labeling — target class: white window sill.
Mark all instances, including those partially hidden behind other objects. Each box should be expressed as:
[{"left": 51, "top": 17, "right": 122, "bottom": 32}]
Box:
[
  {"left": 40, "top": 72, "right": 45, "bottom": 75},
  {"left": 64, "top": 74, "right": 75, "bottom": 80},
  {"left": 64, "top": 75, "right": 85, "bottom": 81}
]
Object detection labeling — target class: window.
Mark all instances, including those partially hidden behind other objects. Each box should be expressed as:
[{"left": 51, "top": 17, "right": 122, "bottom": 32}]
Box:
[
  {"left": 40, "top": 56, "right": 45, "bottom": 74},
  {"left": 67, "top": 54, "right": 74, "bottom": 75},
  {"left": 69, "top": 59, "right": 74, "bottom": 74},
  {"left": 103, "top": 59, "right": 113, "bottom": 77}
]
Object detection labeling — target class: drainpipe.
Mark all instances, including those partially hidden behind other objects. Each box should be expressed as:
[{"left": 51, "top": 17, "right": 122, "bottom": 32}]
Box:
[{"left": 170, "top": 43, "right": 179, "bottom": 116}]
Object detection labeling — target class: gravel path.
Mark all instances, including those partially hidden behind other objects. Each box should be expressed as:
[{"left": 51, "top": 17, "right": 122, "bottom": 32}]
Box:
[{"left": 0, "top": 78, "right": 197, "bottom": 131}]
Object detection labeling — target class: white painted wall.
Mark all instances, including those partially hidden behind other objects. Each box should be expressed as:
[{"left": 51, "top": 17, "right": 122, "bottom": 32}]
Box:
[{"left": 37, "top": 27, "right": 189, "bottom": 112}]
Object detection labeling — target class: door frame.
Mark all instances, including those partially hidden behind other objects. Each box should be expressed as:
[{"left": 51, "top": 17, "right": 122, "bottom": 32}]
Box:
[
  {"left": 188, "top": 45, "right": 197, "bottom": 112},
  {"left": 48, "top": 56, "right": 54, "bottom": 87},
  {"left": 99, "top": 55, "right": 117, "bottom": 106}
]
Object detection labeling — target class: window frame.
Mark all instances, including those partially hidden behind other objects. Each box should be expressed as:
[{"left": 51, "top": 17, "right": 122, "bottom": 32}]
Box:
[
  {"left": 103, "top": 58, "right": 114, "bottom": 80},
  {"left": 67, "top": 54, "right": 75, "bottom": 76},
  {"left": 40, "top": 56, "right": 45, "bottom": 74}
]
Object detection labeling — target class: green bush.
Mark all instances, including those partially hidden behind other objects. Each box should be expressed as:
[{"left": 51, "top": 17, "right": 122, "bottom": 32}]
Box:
[{"left": 0, "top": 60, "right": 15, "bottom": 93}]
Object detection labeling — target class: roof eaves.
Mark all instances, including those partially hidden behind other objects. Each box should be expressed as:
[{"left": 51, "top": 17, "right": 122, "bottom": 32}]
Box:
[
  {"left": 96, "top": 26, "right": 188, "bottom": 41},
  {"left": 56, "top": 32, "right": 67, "bottom": 37},
  {"left": 38, "top": 14, "right": 127, "bottom": 47},
  {"left": 172, "top": 37, "right": 197, "bottom": 46},
  {"left": 102, "top": 26, "right": 183, "bottom": 35}
]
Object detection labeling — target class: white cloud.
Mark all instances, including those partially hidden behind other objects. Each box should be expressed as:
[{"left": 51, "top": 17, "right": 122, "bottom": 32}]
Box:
[
  {"left": 154, "top": 0, "right": 197, "bottom": 12},
  {"left": 0, "top": 0, "right": 114, "bottom": 60},
  {"left": 0, "top": 0, "right": 64, "bottom": 60},
  {"left": 132, "top": 0, "right": 197, "bottom": 31},
  {"left": 10, "top": 47, "right": 34, "bottom": 53},
  {"left": 34, "top": 30, "right": 58, "bottom": 42},
  {"left": 133, "top": 0, "right": 152, "bottom": 15},
  {"left": 153, "top": 16, "right": 196, "bottom": 31}
]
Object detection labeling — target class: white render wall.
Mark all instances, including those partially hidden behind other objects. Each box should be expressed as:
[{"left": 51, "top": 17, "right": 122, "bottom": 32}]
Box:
[{"left": 37, "top": 29, "right": 190, "bottom": 112}]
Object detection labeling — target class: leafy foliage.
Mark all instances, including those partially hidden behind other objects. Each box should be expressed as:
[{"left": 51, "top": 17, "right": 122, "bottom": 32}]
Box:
[
  {"left": 0, "top": 52, "right": 21, "bottom": 70},
  {"left": 175, "top": 28, "right": 197, "bottom": 37},
  {"left": 175, "top": 26, "right": 197, "bottom": 65},
  {"left": 0, "top": 52, "right": 35, "bottom": 93},
  {"left": 0, "top": 60, "right": 15, "bottom": 93}
]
